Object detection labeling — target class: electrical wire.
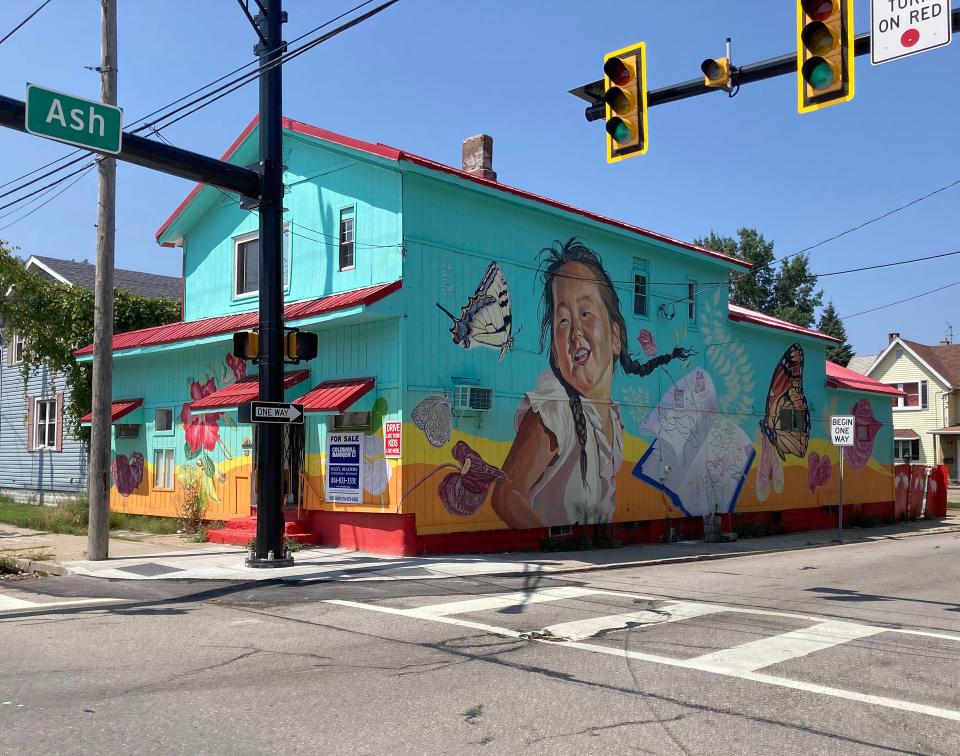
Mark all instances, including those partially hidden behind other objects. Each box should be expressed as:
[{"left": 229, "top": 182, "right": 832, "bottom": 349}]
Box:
[
  {"left": 0, "top": 164, "right": 95, "bottom": 232},
  {"left": 842, "top": 279, "right": 960, "bottom": 320},
  {"left": 0, "top": 0, "right": 53, "bottom": 47}
]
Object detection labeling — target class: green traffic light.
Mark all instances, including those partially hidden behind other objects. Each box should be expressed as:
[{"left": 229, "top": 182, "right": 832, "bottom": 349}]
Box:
[
  {"left": 803, "top": 57, "right": 835, "bottom": 90},
  {"left": 606, "top": 117, "right": 634, "bottom": 145}
]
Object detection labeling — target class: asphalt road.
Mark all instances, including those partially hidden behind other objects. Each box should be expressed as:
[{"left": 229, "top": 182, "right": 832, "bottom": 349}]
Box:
[{"left": 2, "top": 530, "right": 959, "bottom": 755}]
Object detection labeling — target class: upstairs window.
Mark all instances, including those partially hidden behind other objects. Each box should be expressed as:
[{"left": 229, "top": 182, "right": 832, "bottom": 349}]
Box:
[
  {"left": 687, "top": 281, "right": 698, "bottom": 323},
  {"left": 632, "top": 259, "right": 648, "bottom": 317},
  {"left": 889, "top": 380, "right": 927, "bottom": 409},
  {"left": 10, "top": 333, "right": 24, "bottom": 365},
  {"left": 234, "top": 227, "right": 290, "bottom": 297},
  {"left": 34, "top": 398, "right": 57, "bottom": 450},
  {"left": 155, "top": 407, "right": 174, "bottom": 433},
  {"left": 339, "top": 206, "right": 355, "bottom": 271}
]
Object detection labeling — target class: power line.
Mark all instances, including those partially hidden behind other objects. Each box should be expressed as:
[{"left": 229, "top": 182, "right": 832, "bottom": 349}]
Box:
[
  {"left": 0, "top": 164, "right": 95, "bottom": 232},
  {"left": 843, "top": 280, "right": 960, "bottom": 320},
  {"left": 816, "top": 248, "right": 960, "bottom": 277},
  {"left": 0, "top": 0, "right": 52, "bottom": 47}
]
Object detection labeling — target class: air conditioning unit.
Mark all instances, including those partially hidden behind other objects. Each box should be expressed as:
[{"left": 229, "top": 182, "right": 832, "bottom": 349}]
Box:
[{"left": 452, "top": 385, "right": 493, "bottom": 412}]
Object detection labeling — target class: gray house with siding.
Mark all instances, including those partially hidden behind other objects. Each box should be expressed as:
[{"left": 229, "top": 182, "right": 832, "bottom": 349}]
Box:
[{"left": 0, "top": 256, "right": 180, "bottom": 502}]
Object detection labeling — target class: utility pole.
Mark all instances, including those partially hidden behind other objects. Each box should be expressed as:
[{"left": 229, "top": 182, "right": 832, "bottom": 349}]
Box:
[
  {"left": 248, "top": 0, "right": 290, "bottom": 567},
  {"left": 87, "top": 0, "right": 117, "bottom": 561}
]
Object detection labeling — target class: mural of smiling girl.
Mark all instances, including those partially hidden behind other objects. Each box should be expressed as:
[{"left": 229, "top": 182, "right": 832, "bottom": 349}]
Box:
[{"left": 491, "top": 238, "right": 694, "bottom": 528}]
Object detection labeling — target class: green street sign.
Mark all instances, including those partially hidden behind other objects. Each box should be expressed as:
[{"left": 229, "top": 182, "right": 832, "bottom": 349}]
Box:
[{"left": 25, "top": 84, "right": 123, "bottom": 154}]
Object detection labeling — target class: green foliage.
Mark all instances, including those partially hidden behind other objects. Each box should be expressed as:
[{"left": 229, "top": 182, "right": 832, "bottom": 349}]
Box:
[
  {"left": 0, "top": 241, "right": 181, "bottom": 440},
  {"left": 695, "top": 228, "right": 823, "bottom": 328},
  {"left": 0, "top": 494, "right": 178, "bottom": 535},
  {"left": 817, "top": 300, "right": 855, "bottom": 366},
  {"left": 175, "top": 469, "right": 208, "bottom": 536}
]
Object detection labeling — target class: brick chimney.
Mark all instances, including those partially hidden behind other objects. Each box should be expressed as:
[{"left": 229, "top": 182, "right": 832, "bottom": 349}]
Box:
[
  {"left": 888, "top": 332, "right": 900, "bottom": 344},
  {"left": 461, "top": 134, "right": 496, "bottom": 181}
]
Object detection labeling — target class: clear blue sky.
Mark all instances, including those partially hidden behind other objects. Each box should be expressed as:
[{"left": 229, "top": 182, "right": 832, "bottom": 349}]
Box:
[{"left": 1, "top": 1, "right": 957, "bottom": 354}]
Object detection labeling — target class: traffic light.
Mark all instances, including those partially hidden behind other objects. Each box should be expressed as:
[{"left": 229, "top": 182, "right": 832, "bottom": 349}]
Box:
[
  {"left": 603, "top": 42, "right": 647, "bottom": 163},
  {"left": 796, "top": 0, "right": 854, "bottom": 114},
  {"left": 701, "top": 57, "right": 731, "bottom": 89},
  {"left": 284, "top": 329, "right": 318, "bottom": 363},
  {"left": 233, "top": 330, "right": 259, "bottom": 361}
]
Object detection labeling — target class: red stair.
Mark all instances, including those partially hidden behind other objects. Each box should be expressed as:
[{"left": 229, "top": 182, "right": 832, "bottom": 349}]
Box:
[{"left": 207, "top": 513, "right": 313, "bottom": 547}]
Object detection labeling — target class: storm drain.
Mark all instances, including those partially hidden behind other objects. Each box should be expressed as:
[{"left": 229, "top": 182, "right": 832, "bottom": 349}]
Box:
[{"left": 115, "top": 563, "right": 184, "bottom": 577}]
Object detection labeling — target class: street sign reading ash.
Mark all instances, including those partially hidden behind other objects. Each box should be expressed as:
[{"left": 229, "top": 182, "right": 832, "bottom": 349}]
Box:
[
  {"left": 871, "top": 0, "right": 952, "bottom": 64},
  {"left": 240, "top": 401, "right": 304, "bottom": 425},
  {"left": 830, "top": 415, "right": 856, "bottom": 447},
  {"left": 25, "top": 84, "right": 123, "bottom": 154}
]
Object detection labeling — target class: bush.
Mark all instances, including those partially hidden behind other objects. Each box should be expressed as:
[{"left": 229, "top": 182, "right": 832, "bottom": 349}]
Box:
[{"left": 175, "top": 467, "right": 207, "bottom": 536}]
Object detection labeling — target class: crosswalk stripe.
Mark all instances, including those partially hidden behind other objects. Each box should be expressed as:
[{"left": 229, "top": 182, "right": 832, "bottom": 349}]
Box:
[
  {"left": 687, "top": 621, "right": 883, "bottom": 674},
  {"left": 0, "top": 595, "right": 37, "bottom": 611},
  {"left": 412, "top": 586, "right": 601, "bottom": 617},
  {"left": 0, "top": 593, "right": 119, "bottom": 613},
  {"left": 543, "top": 601, "right": 727, "bottom": 641}
]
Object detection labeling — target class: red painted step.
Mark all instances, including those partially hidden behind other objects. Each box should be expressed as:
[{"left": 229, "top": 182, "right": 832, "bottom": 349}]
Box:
[{"left": 208, "top": 514, "right": 312, "bottom": 546}]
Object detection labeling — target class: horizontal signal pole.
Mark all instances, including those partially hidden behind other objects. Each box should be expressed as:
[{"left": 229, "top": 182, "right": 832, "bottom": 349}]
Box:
[
  {"left": 0, "top": 94, "right": 262, "bottom": 198},
  {"left": 575, "top": 7, "right": 960, "bottom": 122}
]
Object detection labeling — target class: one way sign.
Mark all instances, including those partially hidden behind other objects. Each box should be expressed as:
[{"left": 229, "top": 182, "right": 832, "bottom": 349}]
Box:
[{"left": 239, "top": 401, "right": 305, "bottom": 425}]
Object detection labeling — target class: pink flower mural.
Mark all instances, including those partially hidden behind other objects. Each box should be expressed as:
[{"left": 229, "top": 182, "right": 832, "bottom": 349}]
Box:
[
  {"left": 843, "top": 399, "right": 883, "bottom": 470},
  {"left": 181, "top": 404, "right": 222, "bottom": 453},
  {"left": 807, "top": 451, "right": 832, "bottom": 492},
  {"left": 112, "top": 452, "right": 144, "bottom": 497},
  {"left": 439, "top": 441, "right": 506, "bottom": 516},
  {"left": 225, "top": 352, "right": 247, "bottom": 381},
  {"left": 637, "top": 329, "right": 657, "bottom": 357}
]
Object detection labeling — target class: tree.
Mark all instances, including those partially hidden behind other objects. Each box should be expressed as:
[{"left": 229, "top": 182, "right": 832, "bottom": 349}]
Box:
[
  {"left": 0, "top": 241, "right": 181, "bottom": 438},
  {"left": 695, "top": 227, "right": 823, "bottom": 328},
  {"left": 817, "top": 300, "right": 854, "bottom": 366}
]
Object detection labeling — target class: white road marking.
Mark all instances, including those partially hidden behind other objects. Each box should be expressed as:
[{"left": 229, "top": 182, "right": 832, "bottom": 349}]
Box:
[
  {"left": 413, "top": 586, "right": 600, "bottom": 617},
  {"left": 0, "top": 592, "right": 120, "bottom": 613},
  {"left": 326, "top": 588, "right": 960, "bottom": 723},
  {"left": 542, "top": 601, "right": 726, "bottom": 641},
  {"left": 687, "top": 621, "right": 882, "bottom": 674}
]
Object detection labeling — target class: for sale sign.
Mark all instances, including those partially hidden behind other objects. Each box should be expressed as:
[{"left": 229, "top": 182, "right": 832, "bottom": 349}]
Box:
[
  {"left": 326, "top": 432, "right": 364, "bottom": 504},
  {"left": 831, "top": 416, "right": 856, "bottom": 447},
  {"left": 871, "top": 0, "right": 952, "bottom": 64}
]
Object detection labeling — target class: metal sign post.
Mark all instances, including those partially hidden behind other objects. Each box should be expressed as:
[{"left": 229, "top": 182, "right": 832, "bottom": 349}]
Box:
[{"left": 831, "top": 416, "right": 856, "bottom": 540}]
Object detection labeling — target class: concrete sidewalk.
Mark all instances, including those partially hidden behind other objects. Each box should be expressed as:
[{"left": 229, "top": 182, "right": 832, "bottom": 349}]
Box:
[{"left": 3, "top": 513, "right": 958, "bottom": 582}]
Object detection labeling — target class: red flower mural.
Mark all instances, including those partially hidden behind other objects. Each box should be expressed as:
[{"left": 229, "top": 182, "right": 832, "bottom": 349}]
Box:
[
  {"left": 181, "top": 403, "right": 221, "bottom": 453},
  {"left": 225, "top": 352, "right": 247, "bottom": 381},
  {"left": 807, "top": 451, "right": 832, "bottom": 492},
  {"left": 189, "top": 377, "right": 217, "bottom": 402},
  {"left": 438, "top": 441, "right": 506, "bottom": 516},
  {"left": 637, "top": 328, "right": 657, "bottom": 357}
]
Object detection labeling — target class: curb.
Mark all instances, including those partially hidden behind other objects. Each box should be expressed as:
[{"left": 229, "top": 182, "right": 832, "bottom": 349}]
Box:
[{"left": 12, "top": 558, "right": 67, "bottom": 577}]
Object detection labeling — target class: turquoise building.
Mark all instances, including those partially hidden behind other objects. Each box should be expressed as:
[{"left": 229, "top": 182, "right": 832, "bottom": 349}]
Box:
[{"left": 79, "top": 117, "right": 900, "bottom": 554}]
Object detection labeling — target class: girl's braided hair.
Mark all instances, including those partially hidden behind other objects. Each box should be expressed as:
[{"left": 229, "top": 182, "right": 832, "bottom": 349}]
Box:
[{"left": 539, "top": 238, "right": 687, "bottom": 484}]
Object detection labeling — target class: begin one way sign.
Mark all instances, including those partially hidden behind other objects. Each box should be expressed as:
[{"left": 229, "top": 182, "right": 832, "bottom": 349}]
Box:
[
  {"left": 871, "top": 0, "right": 952, "bottom": 65},
  {"left": 831, "top": 415, "right": 856, "bottom": 447}
]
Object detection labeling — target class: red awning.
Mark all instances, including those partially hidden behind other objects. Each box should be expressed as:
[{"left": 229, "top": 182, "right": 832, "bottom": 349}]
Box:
[
  {"left": 74, "top": 280, "right": 401, "bottom": 357},
  {"left": 295, "top": 377, "right": 375, "bottom": 413},
  {"left": 80, "top": 398, "right": 143, "bottom": 425},
  {"left": 825, "top": 361, "right": 906, "bottom": 397},
  {"left": 191, "top": 370, "right": 310, "bottom": 411},
  {"left": 930, "top": 425, "right": 960, "bottom": 436},
  {"left": 894, "top": 429, "right": 920, "bottom": 440}
]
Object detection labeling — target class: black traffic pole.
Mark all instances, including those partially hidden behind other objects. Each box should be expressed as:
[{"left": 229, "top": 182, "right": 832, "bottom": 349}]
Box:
[
  {"left": 574, "top": 7, "right": 960, "bottom": 121},
  {"left": 248, "top": 0, "right": 290, "bottom": 567}
]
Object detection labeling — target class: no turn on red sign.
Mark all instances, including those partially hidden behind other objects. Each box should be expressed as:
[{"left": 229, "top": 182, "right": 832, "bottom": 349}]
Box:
[{"left": 871, "top": 0, "right": 953, "bottom": 64}]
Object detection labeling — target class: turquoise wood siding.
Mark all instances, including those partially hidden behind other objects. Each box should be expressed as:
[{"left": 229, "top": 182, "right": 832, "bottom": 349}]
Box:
[{"left": 181, "top": 133, "right": 403, "bottom": 322}]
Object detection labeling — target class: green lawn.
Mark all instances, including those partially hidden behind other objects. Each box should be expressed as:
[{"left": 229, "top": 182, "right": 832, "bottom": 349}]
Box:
[
  {"left": 948, "top": 501, "right": 960, "bottom": 511},
  {"left": 0, "top": 495, "right": 180, "bottom": 536}
]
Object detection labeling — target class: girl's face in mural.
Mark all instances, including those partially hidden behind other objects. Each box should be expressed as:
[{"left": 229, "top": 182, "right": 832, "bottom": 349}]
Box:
[{"left": 550, "top": 262, "right": 622, "bottom": 402}]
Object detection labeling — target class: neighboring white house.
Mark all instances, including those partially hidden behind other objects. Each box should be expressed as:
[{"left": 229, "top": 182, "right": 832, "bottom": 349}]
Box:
[{"left": 851, "top": 332, "right": 960, "bottom": 481}]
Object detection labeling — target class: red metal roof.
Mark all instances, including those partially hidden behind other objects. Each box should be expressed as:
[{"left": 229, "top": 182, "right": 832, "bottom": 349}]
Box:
[
  {"left": 929, "top": 425, "right": 960, "bottom": 435},
  {"left": 80, "top": 398, "right": 143, "bottom": 424},
  {"left": 75, "top": 280, "right": 401, "bottom": 357},
  {"left": 191, "top": 370, "right": 309, "bottom": 410},
  {"left": 155, "top": 116, "right": 749, "bottom": 270},
  {"left": 894, "top": 429, "right": 921, "bottom": 439},
  {"left": 295, "top": 377, "right": 375, "bottom": 413},
  {"left": 728, "top": 304, "right": 839, "bottom": 344},
  {"left": 825, "top": 361, "right": 906, "bottom": 396}
]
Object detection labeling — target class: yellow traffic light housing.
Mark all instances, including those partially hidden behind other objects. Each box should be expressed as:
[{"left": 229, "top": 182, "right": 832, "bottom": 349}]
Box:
[
  {"left": 796, "top": 0, "right": 855, "bottom": 113},
  {"left": 233, "top": 330, "right": 259, "bottom": 361},
  {"left": 701, "top": 57, "right": 731, "bottom": 89},
  {"left": 603, "top": 42, "right": 648, "bottom": 163},
  {"left": 284, "top": 329, "right": 318, "bottom": 363}
]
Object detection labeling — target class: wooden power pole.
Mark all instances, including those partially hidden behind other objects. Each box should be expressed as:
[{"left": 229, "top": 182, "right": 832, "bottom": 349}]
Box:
[{"left": 87, "top": 0, "right": 118, "bottom": 560}]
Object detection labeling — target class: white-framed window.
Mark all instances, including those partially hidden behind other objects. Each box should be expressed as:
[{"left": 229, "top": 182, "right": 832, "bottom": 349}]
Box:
[
  {"left": 155, "top": 407, "right": 174, "bottom": 434},
  {"left": 894, "top": 438, "right": 920, "bottom": 462},
  {"left": 339, "top": 206, "right": 355, "bottom": 271},
  {"left": 33, "top": 398, "right": 57, "bottom": 449},
  {"left": 687, "top": 281, "right": 698, "bottom": 323},
  {"left": 10, "top": 333, "right": 24, "bottom": 364},
  {"left": 889, "top": 380, "right": 927, "bottom": 410},
  {"left": 633, "top": 258, "right": 649, "bottom": 317},
  {"left": 233, "top": 227, "right": 291, "bottom": 298},
  {"left": 154, "top": 448, "right": 175, "bottom": 490}
]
